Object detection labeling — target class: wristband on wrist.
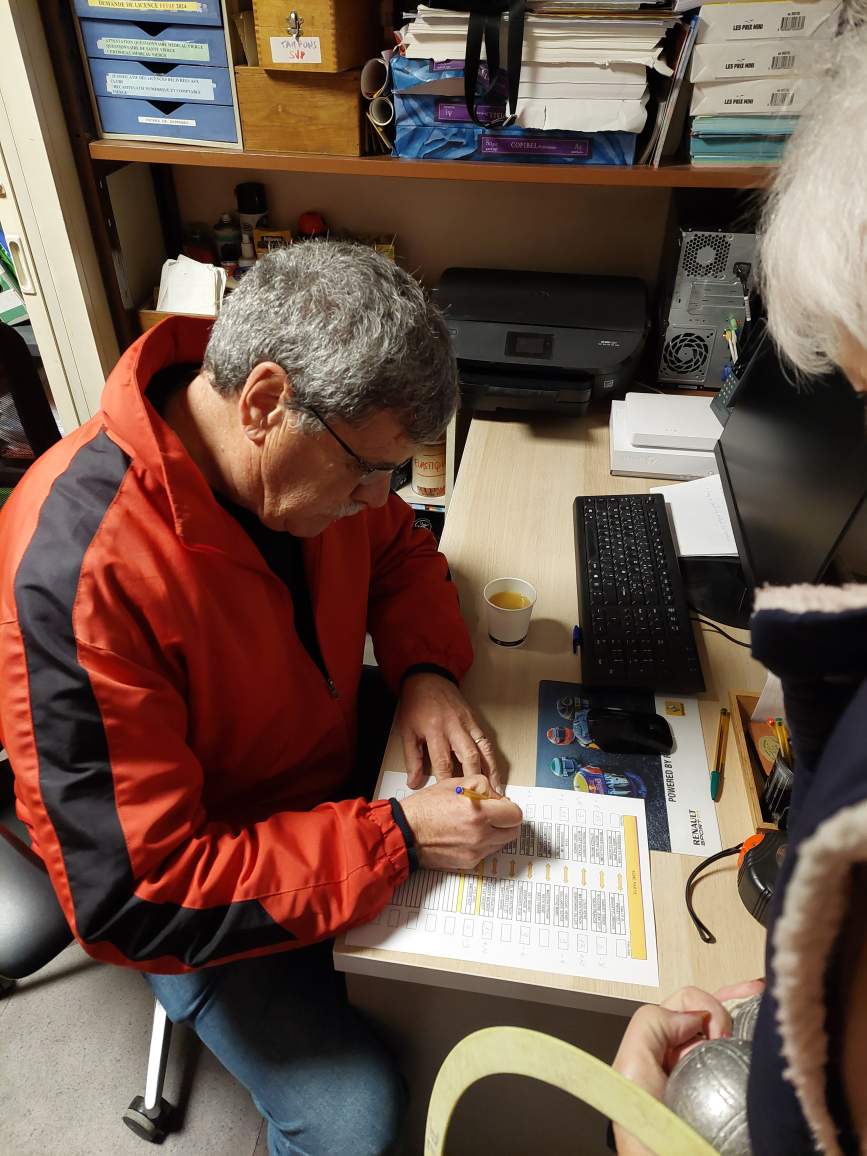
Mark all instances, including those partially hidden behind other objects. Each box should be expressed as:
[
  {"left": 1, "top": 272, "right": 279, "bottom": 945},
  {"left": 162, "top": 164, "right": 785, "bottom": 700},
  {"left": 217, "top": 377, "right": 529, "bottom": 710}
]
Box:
[{"left": 388, "top": 797, "right": 420, "bottom": 872}]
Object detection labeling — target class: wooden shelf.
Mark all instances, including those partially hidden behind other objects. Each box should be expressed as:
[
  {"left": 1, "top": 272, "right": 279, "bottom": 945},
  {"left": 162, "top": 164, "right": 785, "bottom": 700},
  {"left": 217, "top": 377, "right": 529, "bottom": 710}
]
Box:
[{"left": 88, "top": 139, "right": 774, "bottom": 189}]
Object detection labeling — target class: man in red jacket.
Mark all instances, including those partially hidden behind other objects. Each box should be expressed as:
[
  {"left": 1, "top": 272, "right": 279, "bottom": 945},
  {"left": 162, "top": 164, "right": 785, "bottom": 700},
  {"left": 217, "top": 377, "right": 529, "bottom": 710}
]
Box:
[{"left": 0, "top": 243, "right": 522, "bottom": 1154}]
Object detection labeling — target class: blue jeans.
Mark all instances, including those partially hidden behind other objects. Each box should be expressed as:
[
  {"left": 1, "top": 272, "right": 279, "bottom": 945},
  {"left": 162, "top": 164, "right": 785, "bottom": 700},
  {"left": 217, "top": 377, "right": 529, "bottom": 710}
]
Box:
[{"left": 144, "top": 943, "right": 404, "bottom": 1156}]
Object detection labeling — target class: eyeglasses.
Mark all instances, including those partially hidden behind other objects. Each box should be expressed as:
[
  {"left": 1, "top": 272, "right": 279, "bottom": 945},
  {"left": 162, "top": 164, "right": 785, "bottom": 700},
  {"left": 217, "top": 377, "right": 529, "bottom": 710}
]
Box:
[{"left": 304, "top": 404, "right": 410, "bottom": 486}]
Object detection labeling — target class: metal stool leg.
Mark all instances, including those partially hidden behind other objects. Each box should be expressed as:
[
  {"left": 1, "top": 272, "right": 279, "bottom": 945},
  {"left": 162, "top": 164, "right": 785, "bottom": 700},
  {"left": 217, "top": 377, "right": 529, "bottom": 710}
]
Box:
[{"left": 122, "top": 999, "right": 175, "bottom": 1143}]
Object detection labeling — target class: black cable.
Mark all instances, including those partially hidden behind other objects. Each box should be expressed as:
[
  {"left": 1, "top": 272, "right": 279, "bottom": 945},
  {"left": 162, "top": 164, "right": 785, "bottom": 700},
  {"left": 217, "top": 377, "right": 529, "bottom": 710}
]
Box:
[
  {"left": 690, "top": 616, "right": 751, "bottom": 648},
  {"left": 685, "top": 843, "right": 744, "bottom": 943}
]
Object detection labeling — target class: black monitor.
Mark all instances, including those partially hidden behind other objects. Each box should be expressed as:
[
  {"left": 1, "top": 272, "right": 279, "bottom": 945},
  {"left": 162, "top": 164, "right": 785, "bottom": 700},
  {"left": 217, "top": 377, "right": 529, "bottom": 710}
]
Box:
[{"left": 715, "top": 331, "right": 867, "bottom": 596}]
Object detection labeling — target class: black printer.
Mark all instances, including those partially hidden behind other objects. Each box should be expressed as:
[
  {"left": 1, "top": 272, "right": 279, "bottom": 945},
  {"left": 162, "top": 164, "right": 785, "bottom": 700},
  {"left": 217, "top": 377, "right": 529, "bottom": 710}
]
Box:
[{"left": 434, "top": 267, "right": 649, "bottom": 416}]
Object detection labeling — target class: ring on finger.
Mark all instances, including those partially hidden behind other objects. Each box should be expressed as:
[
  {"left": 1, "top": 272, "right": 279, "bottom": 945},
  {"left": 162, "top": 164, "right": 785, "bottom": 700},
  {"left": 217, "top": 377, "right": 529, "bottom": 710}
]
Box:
[{"left": 471, "top": 734, "right": 487, "bottom": 745}]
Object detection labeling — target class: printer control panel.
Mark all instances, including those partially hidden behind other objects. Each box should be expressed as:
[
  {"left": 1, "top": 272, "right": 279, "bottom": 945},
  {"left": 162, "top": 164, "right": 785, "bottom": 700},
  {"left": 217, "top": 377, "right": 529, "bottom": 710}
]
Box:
[{"left": 504, "top": 331, "right": 553, "bottom": 360}]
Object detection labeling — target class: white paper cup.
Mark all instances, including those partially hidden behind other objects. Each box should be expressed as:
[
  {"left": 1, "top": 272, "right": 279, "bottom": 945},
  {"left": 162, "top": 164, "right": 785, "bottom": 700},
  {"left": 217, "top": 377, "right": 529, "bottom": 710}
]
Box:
[{"left": 483, "top": 577, "right": 537, "bottom": 647}]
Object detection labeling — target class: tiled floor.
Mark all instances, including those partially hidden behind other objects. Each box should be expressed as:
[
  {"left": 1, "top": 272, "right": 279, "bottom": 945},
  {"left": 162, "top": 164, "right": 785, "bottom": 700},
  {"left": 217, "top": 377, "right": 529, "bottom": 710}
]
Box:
[
  {"left": 1, "top": 769, "right": 617, "bottom": 1156},
  {"left": 0, "top": 770, "right": 268, "bottom": 1156},
  {"left": 0, "top": 941, "right": 269, "bottom": 1156}
]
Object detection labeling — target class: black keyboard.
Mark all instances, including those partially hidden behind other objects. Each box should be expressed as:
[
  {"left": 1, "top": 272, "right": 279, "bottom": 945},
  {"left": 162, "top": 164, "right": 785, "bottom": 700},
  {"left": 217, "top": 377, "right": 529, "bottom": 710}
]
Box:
[{"left": 573, "top": 494, "right": 705, "bottom": 693}]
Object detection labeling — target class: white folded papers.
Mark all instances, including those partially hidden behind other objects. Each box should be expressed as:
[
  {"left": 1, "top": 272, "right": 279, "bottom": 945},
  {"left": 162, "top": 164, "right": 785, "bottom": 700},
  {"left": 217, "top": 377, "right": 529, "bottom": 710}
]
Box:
[
  {"left": 517, "top": 92, "right": 649, "bottom": 131},
  {"left": 156, "top": 254, "right": 226, "bottom": 317}
]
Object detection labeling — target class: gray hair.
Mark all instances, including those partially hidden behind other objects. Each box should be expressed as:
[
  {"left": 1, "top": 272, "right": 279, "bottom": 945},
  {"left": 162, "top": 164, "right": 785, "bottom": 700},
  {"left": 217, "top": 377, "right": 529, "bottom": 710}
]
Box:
[
  {"left": 203, "top": 241, "right": 458, "bottom": 441},
  {"left": 758, "top": 16, "right": 867, "bottom": 377}
]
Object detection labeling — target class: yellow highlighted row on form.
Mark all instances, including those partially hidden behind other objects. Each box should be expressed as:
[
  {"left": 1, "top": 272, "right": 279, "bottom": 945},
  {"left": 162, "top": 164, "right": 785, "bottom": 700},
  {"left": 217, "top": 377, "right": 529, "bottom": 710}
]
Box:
[{"left": 623, "top": 815, "right": 647, "bottom": 960}]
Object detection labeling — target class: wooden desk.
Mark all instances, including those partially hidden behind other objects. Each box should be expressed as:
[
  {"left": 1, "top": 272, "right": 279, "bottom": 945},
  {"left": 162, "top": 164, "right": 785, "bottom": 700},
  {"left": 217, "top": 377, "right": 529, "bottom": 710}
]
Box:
[{"left": 335, "top": 411, "right": 766, "bottom": 1014}]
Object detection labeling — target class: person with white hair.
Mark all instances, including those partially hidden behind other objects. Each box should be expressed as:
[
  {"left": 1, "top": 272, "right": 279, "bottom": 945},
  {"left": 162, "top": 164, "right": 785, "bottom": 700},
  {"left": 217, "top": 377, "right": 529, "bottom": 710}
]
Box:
[
  {"left": 612, "top": 20, "right": 867, "bottom": 1156},
  {"left": 0, "top": 241, "right": 523, "bottom": 1154}
]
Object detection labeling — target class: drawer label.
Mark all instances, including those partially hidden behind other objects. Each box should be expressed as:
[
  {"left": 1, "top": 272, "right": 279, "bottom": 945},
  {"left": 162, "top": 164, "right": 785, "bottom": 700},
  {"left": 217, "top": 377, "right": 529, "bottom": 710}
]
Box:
[
  {"left": 138, "top": 115, "right": 197, "bottom": 126},
  {"left": 88, "top": 1, "right": 204, "bottom": 10},
  {"left": 96, "top": 36, "right": 211, "bottom": 62},
  {"left": 269, "top": 35, "right": 322, "bottom": 65},
  {"left": 107, "top": 72, "right": 216, "bottom": 100}
]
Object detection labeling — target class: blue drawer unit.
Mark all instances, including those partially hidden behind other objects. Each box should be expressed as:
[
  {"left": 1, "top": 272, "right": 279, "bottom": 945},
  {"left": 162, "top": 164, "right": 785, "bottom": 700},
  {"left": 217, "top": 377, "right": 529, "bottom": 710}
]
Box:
[
  {"left": 96, "top": 95, "right": 237, "bottom": 141},
  {"left": 89, "top": 58, "right": 233, "bottom": 105},
  {"left": 73, "top": 0, "right": 223, "bottom": 26},
  {"left": 80, "top": 19, "right": 228, "bottom": 66}
]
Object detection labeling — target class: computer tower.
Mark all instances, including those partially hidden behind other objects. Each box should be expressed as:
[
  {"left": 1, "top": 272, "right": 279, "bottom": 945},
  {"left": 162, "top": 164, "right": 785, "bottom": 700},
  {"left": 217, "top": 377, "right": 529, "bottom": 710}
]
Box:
[{"left": 657, "top": 230, "right": 756, "bottom": 389}]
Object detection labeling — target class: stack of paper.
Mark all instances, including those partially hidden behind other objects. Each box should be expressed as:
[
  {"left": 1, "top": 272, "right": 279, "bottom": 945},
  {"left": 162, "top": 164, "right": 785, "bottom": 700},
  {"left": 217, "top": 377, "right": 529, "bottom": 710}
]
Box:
[
  {"left": 156, "top": 254, "right": 227, "bottom": 317},
  {"left": 394, "top": 3, "right": 682, "bottom": 160},
  {"left": 687, "top": 0, "right": 842, "bottom": 164}
]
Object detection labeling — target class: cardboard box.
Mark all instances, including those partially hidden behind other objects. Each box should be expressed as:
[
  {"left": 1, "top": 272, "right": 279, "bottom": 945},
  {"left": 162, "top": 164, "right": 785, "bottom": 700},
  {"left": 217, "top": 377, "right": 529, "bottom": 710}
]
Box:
[
  {"left": 690, "top": 75, "right": 819, "bottom": 115},
  {"left": 696, "top": 0, "right": 842, "bottom": 44},
  {"left": 690, "top": 37, "right": 831, "bottom": 82},
  {"left": 80, "top": 19, "right": 229, "bottom": 66},
  {"left": 235, "top": 65, "right": 362, "bottom": 154},
  {"left": 74, "top": 0, "right": 223, "bottom": 25},
  {"left": 253, "top": 0, "right": 380, "bottom": 73}
]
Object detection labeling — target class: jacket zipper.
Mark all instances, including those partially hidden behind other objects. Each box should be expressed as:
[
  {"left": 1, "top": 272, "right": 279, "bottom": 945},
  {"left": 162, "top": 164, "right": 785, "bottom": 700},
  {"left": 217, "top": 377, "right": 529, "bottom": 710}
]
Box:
[
  {"left": 300, "top": 612, "right": 339, "bottom": 699},
  {"left": 302, "top": 540, "right": 339, "bottom": 700}
]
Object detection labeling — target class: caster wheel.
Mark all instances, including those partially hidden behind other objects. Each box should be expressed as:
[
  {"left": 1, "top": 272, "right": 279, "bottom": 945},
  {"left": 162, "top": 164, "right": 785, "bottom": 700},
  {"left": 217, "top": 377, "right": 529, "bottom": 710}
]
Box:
[
  {"left": 122, "top": 1095, "right": 173, "bottom": 1143},
  {"left": 0, "top": 976, "right": 16, "bottom": 998}
]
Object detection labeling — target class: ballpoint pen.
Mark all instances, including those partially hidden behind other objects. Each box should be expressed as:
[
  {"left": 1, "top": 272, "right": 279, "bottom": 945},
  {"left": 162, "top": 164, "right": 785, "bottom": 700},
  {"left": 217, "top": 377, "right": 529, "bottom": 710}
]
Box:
[
  {"left": 710, "top": 707, "right": 730, "bottom": 802},
  {"left": 455, "top": 785, "right": 491, "bottom": 801}
]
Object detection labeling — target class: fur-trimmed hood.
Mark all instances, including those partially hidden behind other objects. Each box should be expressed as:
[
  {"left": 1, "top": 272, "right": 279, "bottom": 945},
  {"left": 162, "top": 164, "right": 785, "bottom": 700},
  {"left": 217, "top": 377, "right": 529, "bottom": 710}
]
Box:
[{"left": 747, "top": 584, "right": 867, "bottom": 1156}]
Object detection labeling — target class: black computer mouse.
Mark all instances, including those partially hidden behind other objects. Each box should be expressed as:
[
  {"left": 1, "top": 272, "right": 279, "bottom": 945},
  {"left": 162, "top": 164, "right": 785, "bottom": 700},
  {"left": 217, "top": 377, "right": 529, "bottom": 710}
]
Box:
[{"left": 585, "top": 707, "right": 674, "bottom": 756}]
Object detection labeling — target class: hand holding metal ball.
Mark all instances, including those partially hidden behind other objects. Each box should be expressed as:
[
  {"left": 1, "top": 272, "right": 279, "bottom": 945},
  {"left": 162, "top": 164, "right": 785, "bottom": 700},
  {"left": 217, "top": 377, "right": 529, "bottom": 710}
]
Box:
[{"left": 663, "top": 995, "right": 762, "bottom": 1156}]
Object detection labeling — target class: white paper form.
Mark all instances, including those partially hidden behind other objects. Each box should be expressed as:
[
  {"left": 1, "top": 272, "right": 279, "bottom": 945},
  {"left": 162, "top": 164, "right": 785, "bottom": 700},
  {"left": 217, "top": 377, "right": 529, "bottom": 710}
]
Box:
[
  {"left": 346, "top": 774, "right": 659, "bottom": 988},
  {"left": 651, "top": 474, "right": 738, "bottom": 559}
]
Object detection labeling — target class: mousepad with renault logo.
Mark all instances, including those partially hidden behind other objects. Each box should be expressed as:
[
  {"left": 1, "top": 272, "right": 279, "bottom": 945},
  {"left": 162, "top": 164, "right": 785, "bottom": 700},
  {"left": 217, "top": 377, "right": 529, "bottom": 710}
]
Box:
[{"left": 535, "top": 680, "right": 721, "bottom": 855}]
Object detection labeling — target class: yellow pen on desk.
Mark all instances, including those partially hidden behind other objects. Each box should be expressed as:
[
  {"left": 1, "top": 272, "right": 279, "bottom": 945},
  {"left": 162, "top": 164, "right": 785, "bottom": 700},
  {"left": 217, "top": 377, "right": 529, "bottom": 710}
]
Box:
[{"left": 710, "top": 707, "right": 729, "bottom": 802}]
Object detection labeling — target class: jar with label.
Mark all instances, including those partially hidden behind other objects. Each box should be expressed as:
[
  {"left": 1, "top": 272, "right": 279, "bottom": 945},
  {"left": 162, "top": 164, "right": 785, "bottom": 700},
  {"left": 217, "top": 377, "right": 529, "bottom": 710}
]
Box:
[
  {"left": 412, "top": 442, "right": 447, "bottom": 498},
  {"left": 213, "top": 213, "right": 241, "bottom": 265}
]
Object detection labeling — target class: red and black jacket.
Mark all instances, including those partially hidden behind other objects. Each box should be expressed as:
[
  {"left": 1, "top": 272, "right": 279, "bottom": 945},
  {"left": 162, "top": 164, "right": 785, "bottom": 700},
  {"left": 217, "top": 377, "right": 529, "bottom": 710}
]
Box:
[{"left": 0, "top": 317, "right": 472, "bottom": 973}]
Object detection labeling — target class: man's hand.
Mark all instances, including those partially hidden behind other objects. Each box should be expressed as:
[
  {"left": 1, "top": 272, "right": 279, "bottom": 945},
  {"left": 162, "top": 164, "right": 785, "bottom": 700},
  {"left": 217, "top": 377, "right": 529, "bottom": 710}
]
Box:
[
  {"left": 396, "top": 672, "right": 500, "bottom": 791},
  {"left": 398, "top": 774, "right": 523, "bottom": 870},
  {"left": 611, "top": 980, "right": 765, "bottom": 1155}
]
